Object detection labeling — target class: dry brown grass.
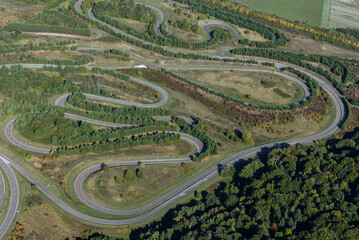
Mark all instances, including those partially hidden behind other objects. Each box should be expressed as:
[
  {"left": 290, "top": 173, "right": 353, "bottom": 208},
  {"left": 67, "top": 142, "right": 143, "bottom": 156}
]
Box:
[
  {"left": 0, "top": 0, "right": 40, "bottom": 27},
  {"left": 112, "top": 16, "right": 148, "bottom": 33},
  {"left": 167, "top": 25, "right": 207, "bottom": 42},
  {"left": 84, "top": 164, "right": 189, "bottom": 207},
  {"left": 236, "top": 26, "right": 266, "bottom": 42},
  {"left": 177, "top": 70, "right": 300, "bottom": 105},
  {"left": 18, "top": 185, "right": 129, "bottom": 240},
  {"left": 279, "top": 28, "right": 359, "bottom": 59}
]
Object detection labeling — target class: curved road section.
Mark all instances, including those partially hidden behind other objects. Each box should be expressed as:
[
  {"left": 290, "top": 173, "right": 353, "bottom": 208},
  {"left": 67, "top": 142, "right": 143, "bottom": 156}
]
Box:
[
  {"left": 203, "top": 23, "right": 242, "bottom": 41},
  {"left": 0, "top": 155, "right": 20, "bottom": 239},
  {"left": 144, "top": 4, "right": 164, "bottom": 37}
]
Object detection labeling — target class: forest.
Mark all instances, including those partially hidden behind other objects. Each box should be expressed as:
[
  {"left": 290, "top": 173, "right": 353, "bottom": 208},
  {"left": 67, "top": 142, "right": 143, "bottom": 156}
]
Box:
[
  {"left": 28, "top": 9, "right": 89, "bottom": 29},
  {"left": 15, "top": 109, "right": 94, "bottom": 143},
  {"left": 130, "top": 128, "right": 359, "bottom": 239},
  {"left": 0, "top": 65, "right": 63, "bottom": 103},
  {"left": 1, "top": 23, "right": 91, "bottom": 36},
  {"left": 0, "top": 41, "right": 73, "bottom": 54},
  {"left": 168, "top": 19, "right": 200, "bottom": 34},
  {"left": 55, "top": 131, "right": 181, "bottom": 157}
]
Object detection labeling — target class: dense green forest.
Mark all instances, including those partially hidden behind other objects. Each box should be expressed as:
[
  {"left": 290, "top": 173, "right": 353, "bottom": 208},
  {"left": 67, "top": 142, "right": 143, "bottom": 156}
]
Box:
[
  {"left": 0, "top": 41, "right": 73, "bottom": 55},
  {"left": 15, "top": 109, "right": 94, "bottom": 143},
  {"left": 105, "top": 0, "right": 154, "bottom": 23},
  {"left": 0, "top": 65, "right": 62, "bottom": 104},
  {"left": 168, "top": 19, "right": 200, "bottom": 34},
  {"left": 130, "top": 129, "right": 359, "bottom": 239},
  {"left": 28, "top": 9, "right": 89, "bottom": 29}
]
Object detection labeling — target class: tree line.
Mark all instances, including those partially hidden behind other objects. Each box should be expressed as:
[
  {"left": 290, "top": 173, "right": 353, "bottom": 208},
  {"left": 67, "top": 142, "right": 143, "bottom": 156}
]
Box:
[
  {"left": 67, "top": 92, "right": 171, "bottom": 118},
  {"left": 53, "top": 124, "right": 177, "bottom": 146},
  {"left": 54, "top": 132, "right": 180, "bottom": 157},
  {"left": 1, "top": 23, "right": 91, "bottom": 36},
  {"left": 28, "top": 9, "right": 89, "bottom": 29},
  {"left": 19, "top": 54, "right": 94, "bottom": 66},
  {"left": 0, "top": 41, "right": 73, "bottom": 54}
]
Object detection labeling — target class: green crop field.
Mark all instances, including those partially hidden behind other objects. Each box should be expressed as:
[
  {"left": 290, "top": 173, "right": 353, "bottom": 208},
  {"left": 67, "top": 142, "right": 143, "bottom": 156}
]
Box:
[{"left": 232, "top": 0, "right": 325, "bottom": 26}]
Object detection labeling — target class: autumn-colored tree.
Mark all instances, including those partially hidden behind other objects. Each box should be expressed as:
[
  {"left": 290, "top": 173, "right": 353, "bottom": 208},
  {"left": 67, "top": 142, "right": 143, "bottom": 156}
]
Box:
[
  {"left": 242, "top": 130, "right": 255, "bottom": 145},
  {"left": 102, "top": 164, "right": 110, "bottom": 172}
]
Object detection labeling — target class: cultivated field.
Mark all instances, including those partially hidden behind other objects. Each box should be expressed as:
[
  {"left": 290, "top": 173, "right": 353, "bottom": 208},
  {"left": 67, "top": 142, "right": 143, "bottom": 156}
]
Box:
[
  {"left": 232, "top": 0, "right": 324, "bottom": 26},
  {"left": 321, "top": 0, "right": 359, "bottom": 29}
]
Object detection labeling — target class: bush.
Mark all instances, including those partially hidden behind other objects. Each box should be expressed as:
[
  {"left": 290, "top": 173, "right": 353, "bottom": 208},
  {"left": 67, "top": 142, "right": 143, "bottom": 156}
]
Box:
[
  {"left": 124, "top": 170, "right": 133, "bottom": 180},
  {"left": 136, "top": 169, "right": 144, "bottom": 178}
]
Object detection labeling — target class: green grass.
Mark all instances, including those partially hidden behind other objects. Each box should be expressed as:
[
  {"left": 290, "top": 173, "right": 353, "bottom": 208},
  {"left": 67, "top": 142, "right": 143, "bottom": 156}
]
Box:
[{"left": 232, "top": 0, "right": 325, "bottom": 26}]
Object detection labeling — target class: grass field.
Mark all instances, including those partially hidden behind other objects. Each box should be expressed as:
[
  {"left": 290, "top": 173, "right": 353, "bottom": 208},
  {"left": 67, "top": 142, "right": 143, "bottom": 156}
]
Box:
[
  {"left": 85, "top": 164, "right": 189, "bottom": 207},
  {"left": 112, "top": 16, "right": 148, "bottom": 33},
  {"left": 232, "top": 0, "right": 324, "bottom": 26},
  {"left": 175, "top": 70, "right": 302, "bottom": 105},
  {"left": 0, "top": 0, "right": 40, "bottom": 27}
]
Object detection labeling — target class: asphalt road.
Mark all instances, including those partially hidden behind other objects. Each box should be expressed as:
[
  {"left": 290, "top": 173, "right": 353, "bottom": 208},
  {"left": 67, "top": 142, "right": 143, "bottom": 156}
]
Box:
[
  {"left": 0, "top": 155, "right": 19, "bottom": 240},
  {"left": 145, "top": 4, "right": 164, "bottom": 37},
  {"left": 0, "top": 169, "right": 5, "bottom": 213},
  {"left": 0, "top": 0, "right": 348, "bottom": 234},
  {"left": 5, "top": 118, "right": 50, "bottom": 154}
]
